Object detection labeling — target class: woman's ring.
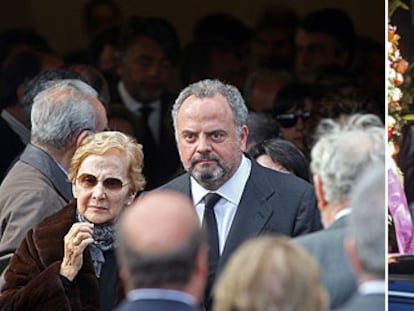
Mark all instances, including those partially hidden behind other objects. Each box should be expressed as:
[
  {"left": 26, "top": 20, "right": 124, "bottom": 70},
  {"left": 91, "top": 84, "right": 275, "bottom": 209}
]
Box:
[{"left": 73, "top": 237, "right": 80, "bottom": 246}]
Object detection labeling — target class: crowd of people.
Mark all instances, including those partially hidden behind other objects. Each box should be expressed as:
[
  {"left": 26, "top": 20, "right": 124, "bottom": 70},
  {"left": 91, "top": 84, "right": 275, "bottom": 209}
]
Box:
[{"left": 0, "top": 1, "right": 385, "bottom": 310}]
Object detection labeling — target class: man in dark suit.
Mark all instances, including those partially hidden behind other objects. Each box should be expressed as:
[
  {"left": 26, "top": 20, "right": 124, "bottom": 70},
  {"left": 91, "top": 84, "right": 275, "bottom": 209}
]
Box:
[
  {"left": 112, "top": 16, "right": 182, "bottom": 189},
  {"left": 115, "top": 190, "right": 207, "bottom": 311},
  {"left": 335, "top": 163, "right": 385, "bottom": 311},
  {"left": 161, "top": 79, "right": 322, "bottom": 310},
  {"left": 295, "top": 114, "right": 385, "bottom": 309}
]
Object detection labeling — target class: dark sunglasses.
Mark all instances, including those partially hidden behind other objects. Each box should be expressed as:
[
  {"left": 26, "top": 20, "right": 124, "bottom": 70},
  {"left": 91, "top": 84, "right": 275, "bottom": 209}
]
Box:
[
  {"left": 76, "top": 173, "right": 129, "bottom": 191},
  {"left": 275, "top": 111, "right": 311, "bottom": 128}
]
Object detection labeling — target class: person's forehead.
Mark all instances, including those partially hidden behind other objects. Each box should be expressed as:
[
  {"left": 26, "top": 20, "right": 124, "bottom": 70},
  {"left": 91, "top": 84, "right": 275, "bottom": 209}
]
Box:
[
  {"left": 180, "top": 93, "right": 231, "bottom": 112},
  {"left": 296, "top": 30, "right": 335, "bottom": 46}
]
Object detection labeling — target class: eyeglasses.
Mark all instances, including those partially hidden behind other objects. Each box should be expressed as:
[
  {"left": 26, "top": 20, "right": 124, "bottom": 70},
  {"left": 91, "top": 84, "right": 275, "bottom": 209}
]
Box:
[
  {"left": 76, "top": 173, "right": 129, "bottom": 191},
  {"left": 275, "top": 111, "right": 311, "bottom": 128}
]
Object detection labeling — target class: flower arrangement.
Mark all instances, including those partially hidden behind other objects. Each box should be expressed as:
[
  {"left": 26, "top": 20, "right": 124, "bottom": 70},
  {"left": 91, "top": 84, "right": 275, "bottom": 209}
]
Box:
[{"left": 388, "top": 17, "right": 409, "bottom": 143}]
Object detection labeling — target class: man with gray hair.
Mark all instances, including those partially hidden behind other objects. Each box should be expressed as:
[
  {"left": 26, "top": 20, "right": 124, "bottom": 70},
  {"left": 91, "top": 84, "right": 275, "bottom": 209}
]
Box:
[
  {"left": 336, "top": 163, "right": 385, "bottom": 310},
  {"left": 0, "top": 79, "right": 107, "bottom": 277},
  {"left": 161, "top": 79, "right": 321, "bottom": 310},
  {"left": 295, "top": 113, "right": 385, "bottom": 309}
]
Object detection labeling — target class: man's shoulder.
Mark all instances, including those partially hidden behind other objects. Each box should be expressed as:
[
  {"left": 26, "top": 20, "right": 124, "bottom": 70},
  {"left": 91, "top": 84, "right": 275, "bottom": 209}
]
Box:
[
  {"left": 249, "top": 160, "right": 313, "bottom": 193},
  {"left": 335, "top": 293, "right": 385, "bottom": 311},
  {"left": 295, "top": 224, "right": 348, "bottom": 253},
  {"left": 159, "top": 173, "right": 190, "bottom": 194},
  {"left": 0, "top": 160, "right": 66, "bottom": 216},
  {"left": 0, "top": 160, "right": 52, "bottom": 189}
]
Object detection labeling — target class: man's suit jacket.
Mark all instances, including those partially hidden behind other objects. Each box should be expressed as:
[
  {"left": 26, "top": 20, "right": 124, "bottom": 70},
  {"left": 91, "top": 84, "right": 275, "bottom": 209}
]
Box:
[
  {"left": 115, "top": 299, "right": 202, "bottom": 311},
  {"left": 0, "top": 116, "right": 25, "bottom": 182},
  {"left": 295, "top": 215, "right": 358, "bottom": 309},
  {"left": 161, "top": 157, "right": 322, "bottom": 307},
  {"left": 0, "top": 144, "right": 72, "bottom": 274},
  {"left": 334, "top": 292, "right": 385, "bottom": 311},
  {"left": 111, "top": 88, "right": 181, "bottom": 190}
]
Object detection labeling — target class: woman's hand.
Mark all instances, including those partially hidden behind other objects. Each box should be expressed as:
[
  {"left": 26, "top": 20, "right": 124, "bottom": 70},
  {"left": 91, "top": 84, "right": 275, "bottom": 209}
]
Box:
[{"left": 60, "top": 222, "right": 94, "bottom": 281}]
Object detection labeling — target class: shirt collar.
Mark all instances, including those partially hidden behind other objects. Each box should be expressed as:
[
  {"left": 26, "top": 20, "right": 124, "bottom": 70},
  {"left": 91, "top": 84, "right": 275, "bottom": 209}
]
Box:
[
  {"left": 127, "top": 288, "right": 196, "bottom": 306},
  {"left": 118, "top": 81, "right": 160, "bottom": 114},
  {"left": 359, "top": 279, "right": 386, "bottom": 295},
  {"left": 191, "top": 155, "right": 251, "bottom": 206},
  {"left": 334, "top": 207, "right": 352, "bottom": 221}
]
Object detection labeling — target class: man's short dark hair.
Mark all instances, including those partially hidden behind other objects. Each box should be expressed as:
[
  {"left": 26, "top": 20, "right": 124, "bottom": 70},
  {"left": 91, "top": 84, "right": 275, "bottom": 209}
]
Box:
[
  {"left": 118, "top": 16, "right": 181, "bottom": 65},
  {"left": 300, "top": 8, "right": 356, "bottom": 55}
]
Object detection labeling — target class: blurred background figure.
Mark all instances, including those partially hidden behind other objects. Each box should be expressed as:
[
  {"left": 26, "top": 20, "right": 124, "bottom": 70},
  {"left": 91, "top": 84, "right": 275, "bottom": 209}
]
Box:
[
  {"left": 113, "top": 15, "right": 182, "bottom": 189},
  {"left": 213, "top": 235, "right": 328, "bottom": 311},
  {"left": 249, "top": 138, "right": 310, "bottom": 182},
  {"left": 272, "top": 82, "right": 316, "bottom": 158},
  {"left": 107, "top": 104, "right": 136, "bottom": 136},
  {"left": 64, "top": 0, "right": 123, "bottom": 65},
  {"left": 190, "top": 12, "right": 251, "bottom": 92},
  {"left": 295, "top": 8, "right": 356, "bottom": 83},
  {"left": 115, "top": 190, "right": 208, "bottom": 311},
  {"left": 69, "top": 63, "right": 111, "bottom": 107},
  {"left": 306, "top": 86, "right": 382, "bottom": 149},
  {"left": 350, "top": 36, "right": 385, "bottom": 110},
  {"left": 244, "top": 68, "right": 292, "bottom": 113},
  {"left": 0, "top": 29, "right": 64, "bottom": 181},
  {"left": 245, "top": 111, "right": 279, "bottom": 152},
  {"left": 250, "top": 4, "right": 298, "bottom": 73}
]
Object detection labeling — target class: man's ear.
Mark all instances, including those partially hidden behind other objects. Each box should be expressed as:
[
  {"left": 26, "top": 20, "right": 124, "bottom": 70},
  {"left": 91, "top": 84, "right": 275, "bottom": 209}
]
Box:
[
  {"left": 313, "top": 175, "right": 328, "bottom": 212},
  {"left": 345, "top": 236, "right": 363, "bottom": 274},
  {"left": 239, "top": 125, "right": 249, "bottom": 153},
  {"left": 76, "top": 130, "right": 92, "bottom": 148}
]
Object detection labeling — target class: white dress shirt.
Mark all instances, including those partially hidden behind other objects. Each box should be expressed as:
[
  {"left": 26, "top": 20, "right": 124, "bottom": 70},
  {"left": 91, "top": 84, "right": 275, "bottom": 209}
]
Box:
[
  {"left": 192, "top": 155, "right": 251, "bottom": 254},
  {"left": 359, "top": 280, "right": 385, "bottom": 295}
]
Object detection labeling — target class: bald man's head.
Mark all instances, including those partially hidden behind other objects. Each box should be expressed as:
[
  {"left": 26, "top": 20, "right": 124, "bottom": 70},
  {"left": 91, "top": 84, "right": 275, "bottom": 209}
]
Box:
[
  {"left": 116, "top": 190, "right": 207, "bottom": 294},
  {"left": 121, "top": 190, "right": 200, "bottom": 254}
]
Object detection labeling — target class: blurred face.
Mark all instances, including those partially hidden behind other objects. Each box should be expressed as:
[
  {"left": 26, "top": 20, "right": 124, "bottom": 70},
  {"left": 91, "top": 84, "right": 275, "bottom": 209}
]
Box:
[
  {"left": 249, "top": 72, "right": 286, "bottom": 112},
  {"left": 119, "top": 36, "right": 172, "bottom": 103},
  {"left": 86, "top": 4, "right": 120, "bottom": 38},
  {"left": 252, "top": 27, "right": 294, "bottom": 69},
  {"left": 295, "top": 30, "right": 345, "bottom": 82},
  {"left": 73, "top": 150, "right": 135, "bottom": 225},
  {"left": 176, "top": 94, "right": 248, "bottom": 190},
  {"left": 278, "top": 98, "right": 313, "bottom": 152},
  {"left": 209, "top": 47, "right": 247, "bottom": 91}
]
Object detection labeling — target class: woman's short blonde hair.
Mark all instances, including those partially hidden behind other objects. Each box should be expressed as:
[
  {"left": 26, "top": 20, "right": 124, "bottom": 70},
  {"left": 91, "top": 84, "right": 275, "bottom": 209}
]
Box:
[
  {"left": 69, "top": 131, "right": 146, "bottom": 194},
  {"left": 214, "top": 235, "right": 328, "bottom": 311}
]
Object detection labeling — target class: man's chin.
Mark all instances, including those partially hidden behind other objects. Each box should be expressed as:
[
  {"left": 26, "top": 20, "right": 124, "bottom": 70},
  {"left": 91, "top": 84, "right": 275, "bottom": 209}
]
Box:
[{"left": 191, "top": 167, "right": 218, "bottom": 182}]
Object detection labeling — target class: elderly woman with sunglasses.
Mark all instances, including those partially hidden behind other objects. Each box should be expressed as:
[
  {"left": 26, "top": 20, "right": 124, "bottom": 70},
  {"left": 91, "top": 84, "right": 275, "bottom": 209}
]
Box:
[{"left": 0, "top": 131, "right": 145, "bottom": 311}]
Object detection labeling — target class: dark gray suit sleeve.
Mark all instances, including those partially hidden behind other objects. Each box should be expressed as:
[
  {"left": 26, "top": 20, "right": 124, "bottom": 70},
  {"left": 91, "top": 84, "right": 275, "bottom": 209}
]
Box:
[{"left": 292, "top": 185, "right": 322, "bottom": 236}]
